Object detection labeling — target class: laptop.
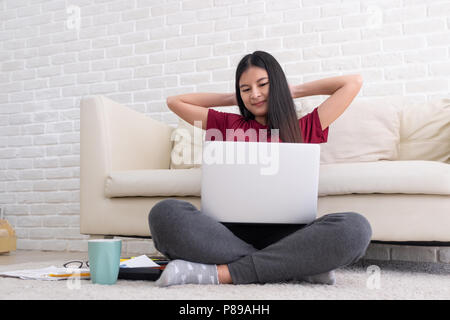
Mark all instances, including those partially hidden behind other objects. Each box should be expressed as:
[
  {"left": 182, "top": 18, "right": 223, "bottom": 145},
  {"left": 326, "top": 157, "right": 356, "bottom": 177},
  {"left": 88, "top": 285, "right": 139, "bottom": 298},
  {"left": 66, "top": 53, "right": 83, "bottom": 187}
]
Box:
[{"left": 200, "top": 141, "right": 320, "bottom": 224}]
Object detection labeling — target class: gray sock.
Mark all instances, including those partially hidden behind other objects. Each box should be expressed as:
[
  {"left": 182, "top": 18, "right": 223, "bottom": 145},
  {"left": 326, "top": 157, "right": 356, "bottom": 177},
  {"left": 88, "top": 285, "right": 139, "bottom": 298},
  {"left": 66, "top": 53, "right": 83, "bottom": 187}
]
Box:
[
  {"left": 300, "top": 270, "right": 336, "bottom": 285},
  {"left": 155, "top": 259, "right": 219, "bottom": 287}
]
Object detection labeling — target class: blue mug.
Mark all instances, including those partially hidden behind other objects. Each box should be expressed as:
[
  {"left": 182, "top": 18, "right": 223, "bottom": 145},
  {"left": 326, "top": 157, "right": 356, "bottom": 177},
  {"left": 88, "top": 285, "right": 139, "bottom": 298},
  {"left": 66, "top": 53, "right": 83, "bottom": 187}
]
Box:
[{"left": 88, "top": 239, "right": 122, "bottom": 285}]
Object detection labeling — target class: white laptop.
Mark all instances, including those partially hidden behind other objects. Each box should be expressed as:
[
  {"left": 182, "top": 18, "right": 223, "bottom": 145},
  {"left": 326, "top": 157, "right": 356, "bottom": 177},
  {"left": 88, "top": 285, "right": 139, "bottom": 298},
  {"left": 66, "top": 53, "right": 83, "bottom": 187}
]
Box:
[{"left": 200, "top": 141, "right": 320, "bottom": 224}]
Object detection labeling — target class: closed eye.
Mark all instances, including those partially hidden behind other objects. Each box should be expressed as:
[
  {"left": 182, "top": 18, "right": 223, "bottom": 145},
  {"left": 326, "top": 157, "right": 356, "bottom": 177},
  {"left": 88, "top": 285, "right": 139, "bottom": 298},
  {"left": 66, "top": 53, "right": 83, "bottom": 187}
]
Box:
[{"left": 242, "top": 83, "right": 269, "bottom": 92}]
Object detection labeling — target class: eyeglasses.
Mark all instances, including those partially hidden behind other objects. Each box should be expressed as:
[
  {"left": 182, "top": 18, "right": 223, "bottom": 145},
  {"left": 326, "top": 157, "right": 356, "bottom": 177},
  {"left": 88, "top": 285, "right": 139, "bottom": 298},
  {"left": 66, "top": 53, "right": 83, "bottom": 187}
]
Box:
[{"left": 63, "top": 260, "right": 90, "bottom": 269}]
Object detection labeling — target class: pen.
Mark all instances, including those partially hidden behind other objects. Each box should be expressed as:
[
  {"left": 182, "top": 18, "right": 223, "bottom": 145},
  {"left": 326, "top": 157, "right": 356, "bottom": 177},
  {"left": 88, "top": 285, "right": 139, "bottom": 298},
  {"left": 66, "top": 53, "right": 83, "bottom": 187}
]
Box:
[
  {"left": 49, "top": 273, "right": 90, "bottom": 278},
  {"left": 120, "top": 256, "right": 136, "bottom": 262}
]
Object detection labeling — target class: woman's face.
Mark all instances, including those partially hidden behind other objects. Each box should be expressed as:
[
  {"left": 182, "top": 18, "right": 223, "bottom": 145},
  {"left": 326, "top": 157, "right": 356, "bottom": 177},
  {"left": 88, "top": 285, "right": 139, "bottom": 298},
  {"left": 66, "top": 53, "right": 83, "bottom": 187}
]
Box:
[{"left": 239, "top": 66, "right": 270, "bottom": 125}]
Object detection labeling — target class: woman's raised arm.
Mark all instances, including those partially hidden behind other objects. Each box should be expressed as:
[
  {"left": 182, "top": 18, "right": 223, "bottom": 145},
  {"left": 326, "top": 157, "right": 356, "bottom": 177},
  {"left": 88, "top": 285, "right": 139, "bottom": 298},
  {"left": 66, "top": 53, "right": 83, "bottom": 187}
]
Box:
[
  {"left": 289, "top": 74, "right": 363, "bottom": 130},
  {"left": 166, "top": 92, "right": 237, "bottom": 129}
]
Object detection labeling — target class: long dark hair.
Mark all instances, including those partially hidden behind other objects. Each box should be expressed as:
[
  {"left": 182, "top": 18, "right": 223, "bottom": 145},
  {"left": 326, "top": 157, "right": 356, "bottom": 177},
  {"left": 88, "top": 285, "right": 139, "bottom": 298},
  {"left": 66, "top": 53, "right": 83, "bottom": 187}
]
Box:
[{"left": 234, "top": 51, "right": 303, "bottom": 143}]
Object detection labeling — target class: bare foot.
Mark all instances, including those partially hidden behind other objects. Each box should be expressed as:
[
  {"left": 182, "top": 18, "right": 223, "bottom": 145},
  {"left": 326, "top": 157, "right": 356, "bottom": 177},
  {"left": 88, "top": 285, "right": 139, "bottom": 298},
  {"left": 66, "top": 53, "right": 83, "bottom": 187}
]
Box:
[{"left": 217, "top": 264, "right": 233, "bottom": 284}]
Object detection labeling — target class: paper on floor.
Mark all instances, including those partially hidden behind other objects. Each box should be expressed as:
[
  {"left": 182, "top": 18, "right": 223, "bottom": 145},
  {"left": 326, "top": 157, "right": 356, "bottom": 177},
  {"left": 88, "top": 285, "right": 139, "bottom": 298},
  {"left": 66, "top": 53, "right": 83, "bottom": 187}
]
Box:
[
  {"left": 0, "top": 266, "right": 90, "bottom": 281},
  {"left": 119, "top": 255, "right": 159, "bottom": 268}
]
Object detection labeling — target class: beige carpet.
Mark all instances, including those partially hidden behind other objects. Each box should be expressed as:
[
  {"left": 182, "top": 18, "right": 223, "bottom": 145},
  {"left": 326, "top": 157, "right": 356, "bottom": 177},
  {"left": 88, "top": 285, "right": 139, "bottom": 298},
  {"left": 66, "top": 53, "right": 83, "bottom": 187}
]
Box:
[{"left": 0, "top": 259, "right": 449, "bottom": 300}]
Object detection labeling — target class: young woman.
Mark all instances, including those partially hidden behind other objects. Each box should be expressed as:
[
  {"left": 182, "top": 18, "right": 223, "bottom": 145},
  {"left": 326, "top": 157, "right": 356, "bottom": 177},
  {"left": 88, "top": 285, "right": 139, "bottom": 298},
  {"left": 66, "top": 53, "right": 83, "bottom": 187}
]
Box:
[{"left": 149, "top": 51, "right": 372, "bottom": 287}]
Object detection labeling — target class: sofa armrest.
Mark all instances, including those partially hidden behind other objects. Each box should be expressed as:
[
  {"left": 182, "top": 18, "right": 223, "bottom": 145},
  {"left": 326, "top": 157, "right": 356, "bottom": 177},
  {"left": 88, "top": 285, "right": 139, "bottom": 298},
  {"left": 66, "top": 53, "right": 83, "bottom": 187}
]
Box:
[
  {"left": 80, "top": 96, "right": 175, "bottom": 235},
  {"left": 81, "top": 95, "right": 174, "bottom": 172}
]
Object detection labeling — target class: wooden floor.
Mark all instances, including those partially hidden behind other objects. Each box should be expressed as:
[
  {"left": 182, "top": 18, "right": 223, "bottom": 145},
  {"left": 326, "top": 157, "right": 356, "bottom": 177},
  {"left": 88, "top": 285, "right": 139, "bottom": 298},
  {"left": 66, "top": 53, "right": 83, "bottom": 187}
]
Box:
[{"left": 0, "top": 250, "right": 88, "bottom": 266}]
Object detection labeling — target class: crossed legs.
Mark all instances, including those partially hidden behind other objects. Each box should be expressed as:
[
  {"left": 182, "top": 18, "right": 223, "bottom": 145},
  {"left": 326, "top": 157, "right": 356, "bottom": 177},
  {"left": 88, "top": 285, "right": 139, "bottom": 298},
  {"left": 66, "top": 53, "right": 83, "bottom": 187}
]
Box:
[{"left": 148, "top": 199, "right": 372, "bottom": 285}]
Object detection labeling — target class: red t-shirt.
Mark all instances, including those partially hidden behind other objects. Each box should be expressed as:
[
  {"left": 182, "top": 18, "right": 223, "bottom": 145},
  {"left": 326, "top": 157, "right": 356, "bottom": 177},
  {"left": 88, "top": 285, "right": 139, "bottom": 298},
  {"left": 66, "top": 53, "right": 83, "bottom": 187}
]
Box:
[{"left": 205, "top": 107, "right": 328, "bottom": 143}]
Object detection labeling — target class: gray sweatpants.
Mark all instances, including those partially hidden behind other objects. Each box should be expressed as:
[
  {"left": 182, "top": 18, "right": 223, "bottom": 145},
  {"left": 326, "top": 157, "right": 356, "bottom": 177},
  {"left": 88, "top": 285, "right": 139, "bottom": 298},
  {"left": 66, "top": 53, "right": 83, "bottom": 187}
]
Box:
[{"left": 148, "top": 198, "right": 372, "bottom": 284}]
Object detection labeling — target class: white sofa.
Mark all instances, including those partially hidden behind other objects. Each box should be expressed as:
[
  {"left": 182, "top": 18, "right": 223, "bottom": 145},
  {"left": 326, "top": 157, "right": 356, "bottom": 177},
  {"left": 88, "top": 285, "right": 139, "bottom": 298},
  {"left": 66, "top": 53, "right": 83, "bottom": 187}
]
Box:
[{"left": 80, "top": 95, "right": 450, "bottom": 243}]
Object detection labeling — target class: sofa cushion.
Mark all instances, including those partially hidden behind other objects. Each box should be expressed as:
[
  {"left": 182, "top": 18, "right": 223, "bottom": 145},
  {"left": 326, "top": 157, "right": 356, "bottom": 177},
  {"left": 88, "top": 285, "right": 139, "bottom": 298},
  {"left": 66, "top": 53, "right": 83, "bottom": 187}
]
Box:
[
  {"left": 105, "top": 161, "right": 449, "bottom": 198},
  {"left": 318, "top": 160, "right": 450, "bottom": 196},
  {"left": 105, "top": 169, "right": 201, "bottom": 198},
  {"left": 313, "top": 99, "right": 401, "bottom": 164},
  {"left": 170, "top": 106, "right": 240, "bottom": 169},
  {"left": 170, "top": 117, "right": 204, "bottom": 169},
  {"left": 398, "top": 98, "right": 450, "bottom": 163}
]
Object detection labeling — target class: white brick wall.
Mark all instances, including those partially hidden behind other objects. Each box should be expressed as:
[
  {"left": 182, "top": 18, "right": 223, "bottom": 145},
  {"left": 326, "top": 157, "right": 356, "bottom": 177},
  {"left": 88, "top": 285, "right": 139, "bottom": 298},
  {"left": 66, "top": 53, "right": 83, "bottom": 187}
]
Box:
[{"left": 0, "top": 0, "right": 449, "bottom": 255}]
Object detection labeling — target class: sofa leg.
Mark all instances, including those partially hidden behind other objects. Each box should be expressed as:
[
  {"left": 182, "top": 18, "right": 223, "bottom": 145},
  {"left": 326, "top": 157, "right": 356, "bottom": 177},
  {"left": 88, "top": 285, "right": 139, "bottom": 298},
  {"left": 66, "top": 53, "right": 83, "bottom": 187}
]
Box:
[{"left": 89, "top": 235, "right": 114, "bottom": 240}]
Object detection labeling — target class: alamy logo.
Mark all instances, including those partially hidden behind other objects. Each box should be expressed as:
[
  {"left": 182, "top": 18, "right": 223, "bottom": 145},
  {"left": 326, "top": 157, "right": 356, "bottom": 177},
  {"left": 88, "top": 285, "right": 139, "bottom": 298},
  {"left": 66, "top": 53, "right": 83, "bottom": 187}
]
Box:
[
  {"left": 171, "top": 121, "right": 281, "bottom": 176},
  {"left": 66, "top": 268, "right": 82, "bottom": 290},
  {"left": 366, "top": 265, "right": 381, "bottom": 290},
  {"left": 366, "top": 5, "right": 383, "bottom": 29},
  {"left": 66, "top": 5, "right": 81, "bottom": 31}
]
